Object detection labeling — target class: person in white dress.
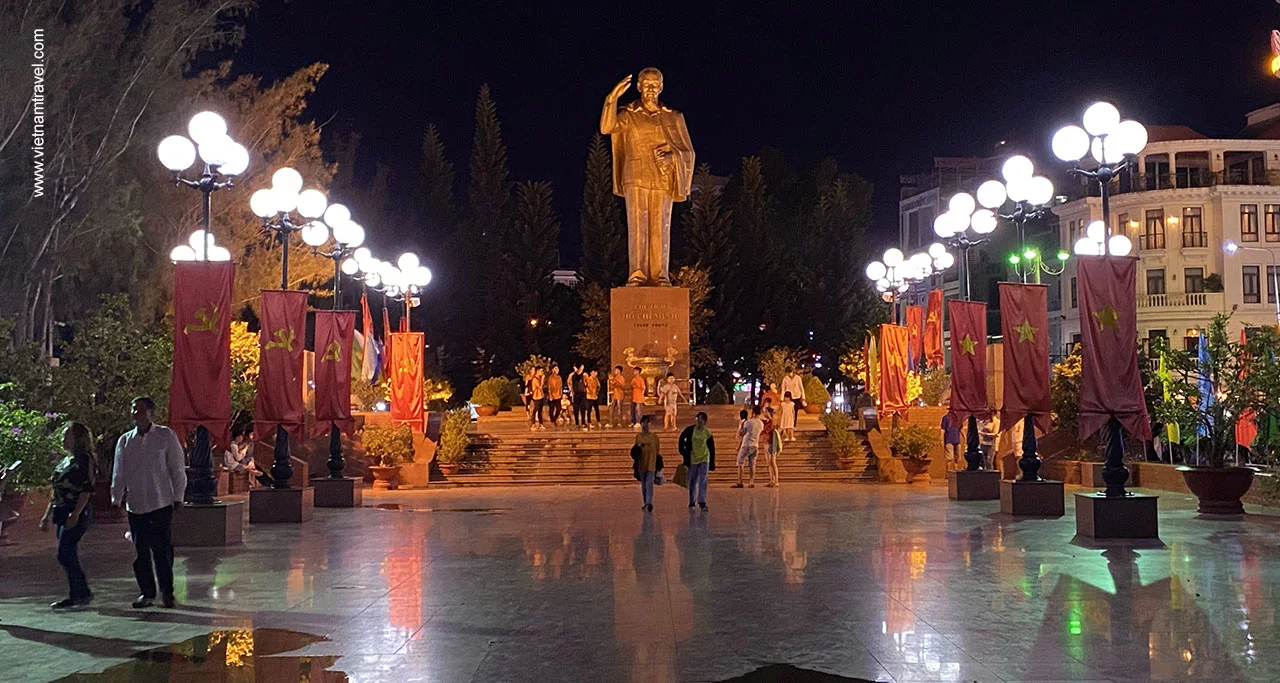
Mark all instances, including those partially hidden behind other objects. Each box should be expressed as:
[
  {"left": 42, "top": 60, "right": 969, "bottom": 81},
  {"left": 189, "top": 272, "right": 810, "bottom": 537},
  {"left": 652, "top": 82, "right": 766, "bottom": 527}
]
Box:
[{"left": 779, "top": 392, "right": 797, "bottom": 442}]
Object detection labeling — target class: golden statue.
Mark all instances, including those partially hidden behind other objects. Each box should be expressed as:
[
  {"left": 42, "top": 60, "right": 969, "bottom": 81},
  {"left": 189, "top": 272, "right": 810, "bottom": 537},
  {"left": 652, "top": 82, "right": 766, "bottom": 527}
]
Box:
[{"left": 600, "top": 68, "right": 695, "bottom": 287}]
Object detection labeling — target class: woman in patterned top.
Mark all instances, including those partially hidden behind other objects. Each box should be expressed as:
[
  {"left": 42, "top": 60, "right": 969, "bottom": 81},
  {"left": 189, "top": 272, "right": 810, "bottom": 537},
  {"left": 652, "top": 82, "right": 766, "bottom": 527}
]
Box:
[{"left": 39, "top": 422, "right": 96, "bottom": 608}]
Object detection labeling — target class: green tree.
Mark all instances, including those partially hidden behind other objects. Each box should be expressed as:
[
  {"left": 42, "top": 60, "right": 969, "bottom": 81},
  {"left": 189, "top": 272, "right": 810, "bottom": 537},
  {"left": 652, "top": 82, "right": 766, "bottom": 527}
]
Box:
[
  {"left": 503, "top": 181, "right": 560, "bottom": 359},
  {"left": 414, "top": 123, "right": 456, "bottom": 239},
  {"left": 671, "top": 265, "right": 717, "bottom": 370},
  {"left": 0, "top": 0, "right": 254, "bottom": 349},
  {"left": 579, "top": 132, "right": 626, "bottom": 288},
  {"left": 573, "top": 282, "right": 612, "bottom": 370},
  {"left": 52, "top": 295, "right": 172, "bottom": 461},
  {"left": 464, "top": 84, "right": 512, "bottom": 347}
]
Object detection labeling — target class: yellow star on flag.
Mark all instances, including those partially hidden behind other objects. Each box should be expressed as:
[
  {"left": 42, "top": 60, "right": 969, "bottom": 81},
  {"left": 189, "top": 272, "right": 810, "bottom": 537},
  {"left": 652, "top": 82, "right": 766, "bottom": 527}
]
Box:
[
  {"left": 1093, "top": 304, "right": 1119, "bottom": 331},
  {"left": 1014, "top": 320, "right": 1037, "bottom": 343},
  {"left": 958, "top": 334, "right": 977, "bottom": 356}
]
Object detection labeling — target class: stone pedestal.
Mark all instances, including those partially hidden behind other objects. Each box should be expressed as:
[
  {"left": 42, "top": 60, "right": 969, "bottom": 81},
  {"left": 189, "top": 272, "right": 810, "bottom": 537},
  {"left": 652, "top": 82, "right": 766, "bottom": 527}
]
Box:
[
  {"left": 249, "top": 487, "right": 314, "bottom": 524},
  {"left": 313, "top": 477, "right": 363, "bottom": 508},
  {"left": 1075, "top": 493, "right": 1159, "bottom": 539},
  {"left": 948, "top": 469, "right": 1001, "bottom": 500},
  {"left": 1000, "top": 479, "right": 1065, "bottom": 516},
  {"left": 173, "top": 501, "right": 244, "bottom": 546},
  {"left": 611, "top": 287, "right": 690, "bottom": 397}
]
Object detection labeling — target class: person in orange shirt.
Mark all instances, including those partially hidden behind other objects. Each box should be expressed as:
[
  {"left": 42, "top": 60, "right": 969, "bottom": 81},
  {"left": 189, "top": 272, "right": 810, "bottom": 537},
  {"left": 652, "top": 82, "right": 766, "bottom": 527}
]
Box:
[
  {"left": 629, "top": 367, "right": 647, "bottom": 429},
  {"left": 608, "top": 365, "right": 627, "bottom": 428}
]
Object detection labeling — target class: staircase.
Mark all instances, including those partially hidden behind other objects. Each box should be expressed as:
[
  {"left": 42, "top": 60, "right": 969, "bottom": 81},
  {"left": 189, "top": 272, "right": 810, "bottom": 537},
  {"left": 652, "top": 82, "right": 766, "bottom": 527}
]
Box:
[{"left": 443, "top": 405, "right": 878, "bottom": 486}]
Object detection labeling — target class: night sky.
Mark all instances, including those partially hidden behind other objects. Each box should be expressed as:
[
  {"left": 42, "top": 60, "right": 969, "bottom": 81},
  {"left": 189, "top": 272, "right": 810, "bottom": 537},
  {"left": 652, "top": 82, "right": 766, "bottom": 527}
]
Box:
[{"left": 230, "top": 0, "right": 1280, "bottom": 263}]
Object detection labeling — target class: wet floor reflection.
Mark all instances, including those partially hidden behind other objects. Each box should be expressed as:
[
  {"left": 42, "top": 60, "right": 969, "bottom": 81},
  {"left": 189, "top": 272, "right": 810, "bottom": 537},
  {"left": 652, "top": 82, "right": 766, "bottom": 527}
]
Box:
[{"left": 52, "top": 629, "right": 345, "bottom": 682}]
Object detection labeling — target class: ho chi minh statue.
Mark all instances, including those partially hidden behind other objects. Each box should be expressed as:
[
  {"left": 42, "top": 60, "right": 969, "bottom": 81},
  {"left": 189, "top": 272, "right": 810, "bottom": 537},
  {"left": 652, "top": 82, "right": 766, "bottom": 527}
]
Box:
[{"left": 599, "top": 68, "right": 696, "bottom": 287}]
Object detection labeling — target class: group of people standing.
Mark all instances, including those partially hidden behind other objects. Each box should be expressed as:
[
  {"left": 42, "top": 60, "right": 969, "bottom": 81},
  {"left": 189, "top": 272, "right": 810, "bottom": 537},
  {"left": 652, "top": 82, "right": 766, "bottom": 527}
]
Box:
[
  {"left": 39, "top": 397, "right": 187, "bottom": 611},
  {"left": 525, "top": 364, "right": 686, "bottom": 432}
]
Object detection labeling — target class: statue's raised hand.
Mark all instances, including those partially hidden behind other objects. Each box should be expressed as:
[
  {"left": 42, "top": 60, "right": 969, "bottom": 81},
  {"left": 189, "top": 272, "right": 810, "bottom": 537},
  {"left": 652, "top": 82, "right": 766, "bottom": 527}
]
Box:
[{"left": 608, "top": 75, "right": 632, "bottom": 101}]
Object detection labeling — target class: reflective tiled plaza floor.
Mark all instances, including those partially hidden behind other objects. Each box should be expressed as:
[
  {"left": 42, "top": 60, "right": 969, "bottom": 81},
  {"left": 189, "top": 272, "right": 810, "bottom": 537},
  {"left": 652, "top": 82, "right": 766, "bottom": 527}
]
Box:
[{"left": 2, "top": 484, "right": 1279, "bottom": 682}]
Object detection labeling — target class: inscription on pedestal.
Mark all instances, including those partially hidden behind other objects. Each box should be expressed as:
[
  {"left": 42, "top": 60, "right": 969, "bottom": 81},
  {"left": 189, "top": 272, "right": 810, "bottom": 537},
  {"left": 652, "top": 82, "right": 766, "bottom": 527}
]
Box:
[{"left": 611, "top": 287, "right": 690, "bottom": 384}]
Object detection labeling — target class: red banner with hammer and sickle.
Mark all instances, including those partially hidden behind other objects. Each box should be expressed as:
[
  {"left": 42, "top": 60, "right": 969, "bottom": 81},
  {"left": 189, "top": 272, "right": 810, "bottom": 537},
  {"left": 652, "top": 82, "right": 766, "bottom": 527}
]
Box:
[
  {"left": 389, "top": 332, "right": 425, "bottom": 432},
  {"left": 170, "top": 261, "right": 234, "bottom": 448},
  {"left": 255, "top": 290, "right": 308, "bottom": 443},
  {"left": 314, "top": 310, "right": 356, "bottom": 438}
]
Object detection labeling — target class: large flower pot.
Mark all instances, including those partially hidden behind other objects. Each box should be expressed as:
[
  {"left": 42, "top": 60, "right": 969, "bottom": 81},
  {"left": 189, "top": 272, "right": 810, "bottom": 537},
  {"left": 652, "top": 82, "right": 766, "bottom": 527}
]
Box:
[
  {"left": 475, "top": 405, "right": 499, "bottom": 417},
  {"left": 835, "top": 458, "right": 858, "bottom": 471},
  {"left": 437, "top": 462, "right": 459, "bottom": 477},
  {"left": 369, "top": 465, "right": 401, "bottom": 490},
  {"left": 803, "top": 403, "right": 824, "bottom": 414},
  {"left": 1179, "top": 466, "right": 1255, "bottom": 515},
  {"left": 901, "top": 458, "right": 932, "bottom": 485}
]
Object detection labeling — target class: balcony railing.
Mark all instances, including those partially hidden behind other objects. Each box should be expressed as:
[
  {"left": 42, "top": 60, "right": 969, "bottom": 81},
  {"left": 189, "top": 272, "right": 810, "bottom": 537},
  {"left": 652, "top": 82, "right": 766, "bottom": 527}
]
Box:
[
  {"left": 1060, "top": 169, "right": 1280, "bottom": 201},
  {"left": 1138, "top": 292, "right": 1221, "bottom": 309},
  {"left": 1139, "top": 233, "right": 1166, "bottom": 250},
  {"left": 1182, "top": 231, "right": 1207, "bottom": 248}
]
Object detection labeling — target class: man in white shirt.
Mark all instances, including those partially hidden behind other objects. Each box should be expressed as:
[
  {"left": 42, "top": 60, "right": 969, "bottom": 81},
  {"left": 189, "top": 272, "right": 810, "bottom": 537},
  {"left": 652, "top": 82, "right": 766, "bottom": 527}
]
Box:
[
  {"left": 111, "top": 397, "right": 186, "bottom": 609},
  {"left": 781, "top": 367, "right": 807, "bottom": 412},
  {"left": 733, "top": 406, "right": 764, "bottom": 489}
]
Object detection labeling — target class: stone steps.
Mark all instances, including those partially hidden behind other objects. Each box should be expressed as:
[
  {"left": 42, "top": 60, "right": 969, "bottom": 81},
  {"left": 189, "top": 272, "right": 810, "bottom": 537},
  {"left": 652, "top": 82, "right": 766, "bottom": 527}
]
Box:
[{"left": 445, "top": 413, "right": 877, "bottom": 486}]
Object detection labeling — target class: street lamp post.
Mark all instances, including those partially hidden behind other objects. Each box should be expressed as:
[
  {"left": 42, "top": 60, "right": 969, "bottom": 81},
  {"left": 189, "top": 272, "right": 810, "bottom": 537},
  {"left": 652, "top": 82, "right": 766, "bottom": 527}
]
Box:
[
  {"left": 973, "top": 156, "right": 1060, "bottom": 479},
  {"left": 865, "top": 248, "right": 914, "bottom": 324},
  {"left": 1055, "top": 102, "right": 1148, "bottom": 498},
  {"left": 932, "top": 190, "right": 1002, "bottom": 471},
  {"left": 1225, "top": 240, "right": 1280, "bottom": 327},
  {"left": 250, "top": 168, "right": 330, "bottom": 489},
  {"left": 157, "top": 112, "right": 247, "bottom": 506},
  {"left": 303, "top": 209, "right": 366, "bottom": 479}
]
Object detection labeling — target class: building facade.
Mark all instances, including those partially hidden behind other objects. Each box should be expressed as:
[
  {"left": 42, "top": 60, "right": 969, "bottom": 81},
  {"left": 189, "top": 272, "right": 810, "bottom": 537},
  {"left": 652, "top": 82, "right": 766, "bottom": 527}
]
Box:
[
  {"left": 899, "top": 157, "right": 1064, "bottom": 360},
  {"left": 1053, "top": 105, "right": 1280, "bottom": 354}
]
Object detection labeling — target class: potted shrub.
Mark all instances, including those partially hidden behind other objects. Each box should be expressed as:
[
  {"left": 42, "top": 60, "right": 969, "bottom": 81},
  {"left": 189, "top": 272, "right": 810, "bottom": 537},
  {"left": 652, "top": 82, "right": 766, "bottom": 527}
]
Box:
[
  {"left": 889, "top": 422, "right": 939, "bottom": 484},
  {"left": 470, "top": 377, "right": 507, "bottom": 417},
  {"left": 820, "top": 411, "right": 862, "bottom": 470},
  {"left": 802, "top": 375, "right": 829, "bottom": 414},
  {"left": 1154, "top": 316, "right": 1279, "bottom": 514},
  {"left": 436, "top": 408, "right": 471, "bottom": 477},
  {"left": 363, "top": 424, "right": 413, "bottom": 489}
]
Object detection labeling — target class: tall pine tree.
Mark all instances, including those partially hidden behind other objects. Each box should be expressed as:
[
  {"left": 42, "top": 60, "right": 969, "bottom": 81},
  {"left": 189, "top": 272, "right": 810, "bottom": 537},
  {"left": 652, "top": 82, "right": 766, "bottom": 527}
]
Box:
[
  {"left": 503, "top": 181, "right": 560, "bottom": 359},
  {"left": 681, "top": 164, "right": 734, "bottom": 380},
  {"left": 414, "top": 123, "right": 455, "bottom": 238},
  {"left": 579, "top": 132, "right": 626, "bottom": 288},
  {"left": 465, "top": 84, "right": 512, "bottom": 348}
]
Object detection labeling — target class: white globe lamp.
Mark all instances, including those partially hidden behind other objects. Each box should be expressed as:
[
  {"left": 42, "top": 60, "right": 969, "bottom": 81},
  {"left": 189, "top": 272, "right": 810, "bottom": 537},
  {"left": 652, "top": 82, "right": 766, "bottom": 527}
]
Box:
[
  {"left": 296, "top": 189, "right": 328, "bottom": 219},
  {"left": 187, "top": 111, "right": 227, "bottom": 145},
  {"left": 1082, "top": 102, "right": 1120, "bottom": 137},
  {"left": 271, "top": 167, "right": 304, "bottom": 195},
  {"left": 1051, "top": 125, "right": 1090, "bottom": 162},
  {"left": 157, "top": 136, "right": 196, "bottom": 171},
  {"left": 301, "top": 221, "right": 329, "bottom": 247},
  {"left": 976, "top": 180, "right": 1007, "bottom": 209},
  {"left": 250, "top": 188, "right": 277, "bottom": 218}
]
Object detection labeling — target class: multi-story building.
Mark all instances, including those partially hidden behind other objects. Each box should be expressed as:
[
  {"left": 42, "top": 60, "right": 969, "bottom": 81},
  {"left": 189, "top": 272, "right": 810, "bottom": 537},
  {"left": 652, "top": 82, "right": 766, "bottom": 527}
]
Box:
[
  {"left": 1053, "top": 104, "right": 1280, "bottom": 354},
  {"left": 899, "top": 157, "right": 1064, "bottom": 358}
]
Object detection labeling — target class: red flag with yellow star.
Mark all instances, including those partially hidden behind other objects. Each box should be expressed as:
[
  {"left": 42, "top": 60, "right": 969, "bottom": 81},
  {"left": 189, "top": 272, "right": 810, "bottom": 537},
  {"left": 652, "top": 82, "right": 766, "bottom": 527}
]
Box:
[
  {"left": 879, "top": 324, "right": 910, "bottom": 420},
  {"left": 923, "top": 289, "right": 944, "bottom": 369},
  {"left": 999, "top": 283, "right": 1051, "bottom": 434},
  {"left": 1078, "top": 256, "right": 1152, "bottom": 440},
  {"left": 314, "top": 310, "right": 356, "bottom": 438},
  {"left": 905, "top": 305, "right": 924, "bottom": 371},
  {"left": 255, "top": 290, "right": 308, "bottom": 443},
  {"left": 947, "top": 300, "right": 988, "bottom": 421},
  {"left": 389, "top": 331, "right": 425, "bottom": 432}
]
